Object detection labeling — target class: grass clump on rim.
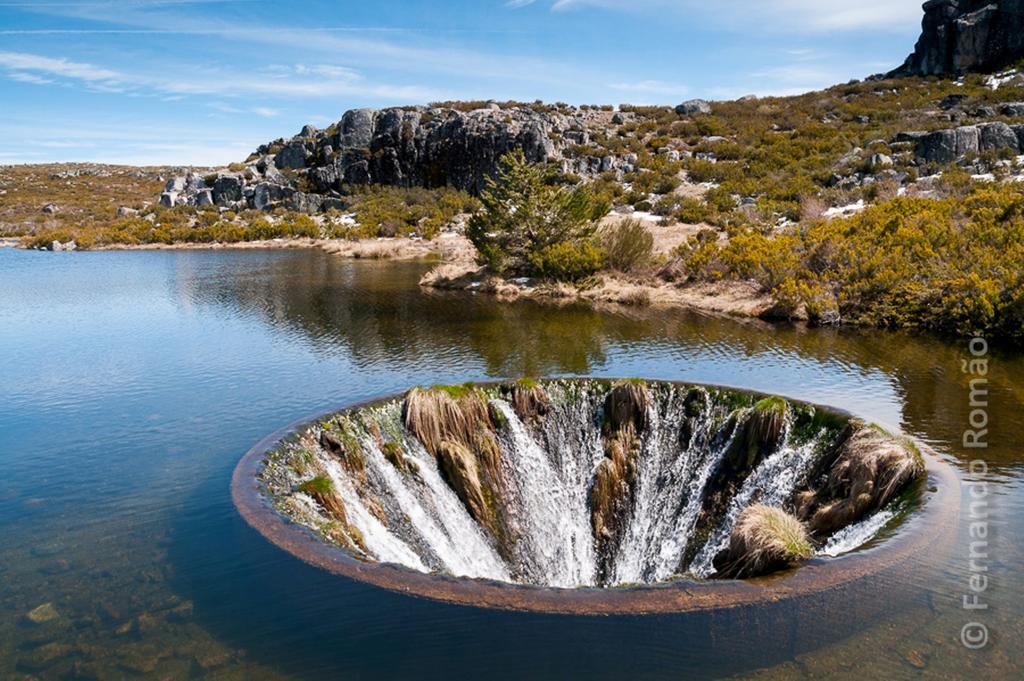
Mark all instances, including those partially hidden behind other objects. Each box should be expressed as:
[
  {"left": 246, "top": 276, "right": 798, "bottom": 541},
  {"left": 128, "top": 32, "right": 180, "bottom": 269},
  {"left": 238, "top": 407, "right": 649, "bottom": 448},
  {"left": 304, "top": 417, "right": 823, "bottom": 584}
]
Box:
[{"left": 714, "top": 504, "right": 813, "bottom": 578}]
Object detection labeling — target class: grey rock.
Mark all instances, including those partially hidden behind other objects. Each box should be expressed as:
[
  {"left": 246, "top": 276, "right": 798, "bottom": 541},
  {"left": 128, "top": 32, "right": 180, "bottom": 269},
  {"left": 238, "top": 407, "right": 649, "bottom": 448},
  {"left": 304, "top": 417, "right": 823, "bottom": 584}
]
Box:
[
  {"left": 299, "top": 124, "right": 319, "bottom": 138},
  {"left": 564, "top": 130, "right": 589, "bottom": 145},
  {"left": 195, "top": 189, "right": 214, "bottom": 207},
  {"left": 611, "top": 113, "right": 625, "bottom": 124},
  {"left": 338, "top": 108, "right": 377, "bottom": 147},
  {"left": 165, "top": 176, "right": 186, "bottom": 192},
  {"left": 854, "top": 115, "right": 870, "bottom": 124},
  {"left": 978, "top": 121, "right": 1020, "bottom": 150},
  {"left": 1013, "top": 124, "right": 1024, "bottom": 150},
  {"left": 894, "top": 131, "right": 928, "bottom": 144},
  {"left": 893, "top": 0, "right": 1024, "bottom": 77},
  {"left": 288, "top": 192, "right": 324, "bottom": 214},
  {"left": 274, "top": 140, "right": 308, "bottom": 169},
  {"left": 869, "top": 153, "right": 894, "bottom": 169},
  {"left": 916, "top": 126, "right": 980, "bottom": 163},
  {"left": 837, "top": 147, "right": 863, "bottom": 167},
  {"left": 940, "top": 94, "right": 969, "bottom": 110},
  {"left": 309, "top": 160, "right": 344, "bottom": 193},
  {"left": 158, "top": 192, "right": 177, "bottom": 208},
  {"left": 974, "top": 106, "right": 997, "bottom": 118},
  {"left": 185, "top": 172, "right": 206, "bottom": 192},
  {"left": 116, "top": 206, "right": 137, "bottom": 218},
  {"left": 42, "top": 203, "right": 59, "bottom": 214},
  {"left": 1001, "top": 102, "right": 1024, "bottom": 116},
  {"left": 675, "top": 99, "right": 712, "bottom": 116},
  {"left": 253, "top": 183, "right": 292, "bottom": 210},
  {"left": 212, "top": 175, "right": 243, "bottom": 205}
]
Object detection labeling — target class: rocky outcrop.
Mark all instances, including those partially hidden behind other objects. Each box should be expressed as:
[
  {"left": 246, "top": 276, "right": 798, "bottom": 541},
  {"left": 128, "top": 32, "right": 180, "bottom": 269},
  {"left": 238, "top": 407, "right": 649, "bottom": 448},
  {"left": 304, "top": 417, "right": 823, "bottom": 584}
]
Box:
[
  {"left": 893, "top": 0, "right": 1024, "bottom": 77},
  {"left": 913, "top": 122, "right": 1024, "bottom": 162},
  {"left": 159, "top": 103, "right": 652, "bottom": 212},
  {"left": 675, "top": 99, "right": 712, "bottom": 116}
]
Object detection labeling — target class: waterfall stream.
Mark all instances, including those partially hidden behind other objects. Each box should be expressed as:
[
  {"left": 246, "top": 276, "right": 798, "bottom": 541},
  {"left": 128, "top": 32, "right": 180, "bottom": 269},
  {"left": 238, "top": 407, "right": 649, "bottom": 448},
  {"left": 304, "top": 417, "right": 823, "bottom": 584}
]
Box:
[{"left": 264, "top": 380, "right": 903, "bottom": 587}]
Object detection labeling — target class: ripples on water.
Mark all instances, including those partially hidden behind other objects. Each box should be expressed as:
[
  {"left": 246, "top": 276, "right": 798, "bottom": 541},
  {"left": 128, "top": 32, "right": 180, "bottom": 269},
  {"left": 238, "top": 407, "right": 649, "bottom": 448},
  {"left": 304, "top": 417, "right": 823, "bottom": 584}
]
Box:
[{"left": 0, "top": 247, "right": 1021, "bottom": 679}]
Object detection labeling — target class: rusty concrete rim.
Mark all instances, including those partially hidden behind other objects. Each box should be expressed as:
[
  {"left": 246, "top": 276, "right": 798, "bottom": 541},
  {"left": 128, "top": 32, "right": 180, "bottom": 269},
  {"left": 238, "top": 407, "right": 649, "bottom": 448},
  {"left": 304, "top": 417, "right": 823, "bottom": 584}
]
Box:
[{"left": 231, "top": 378, "right": 961, "bottom": 615}]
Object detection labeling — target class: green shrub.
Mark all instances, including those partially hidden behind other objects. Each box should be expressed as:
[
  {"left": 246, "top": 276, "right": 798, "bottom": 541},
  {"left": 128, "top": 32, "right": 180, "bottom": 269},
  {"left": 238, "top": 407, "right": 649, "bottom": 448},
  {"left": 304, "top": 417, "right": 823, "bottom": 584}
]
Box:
[
  {"left": 599, "top": 219, "right": 653, "bottom": 272},
  {"left": 467, "top": 149, "right": 608, "bottom": 276},
  {"left": 528, "top": 241, "right": 606, "bottom": 281}
]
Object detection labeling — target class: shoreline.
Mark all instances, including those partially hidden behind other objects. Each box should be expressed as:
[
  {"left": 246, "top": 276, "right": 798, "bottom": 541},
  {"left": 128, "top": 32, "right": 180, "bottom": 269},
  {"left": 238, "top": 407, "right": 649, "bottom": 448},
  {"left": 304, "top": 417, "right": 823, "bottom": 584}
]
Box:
[
  {"left": 6, "top": 233, "right": 475, "bottom": 261},
  {"left": 5, "top": 233, "right": 791, "bottom": 322},
  {"left": 420, "top": 260, "right": 795, "bottom": 321}
]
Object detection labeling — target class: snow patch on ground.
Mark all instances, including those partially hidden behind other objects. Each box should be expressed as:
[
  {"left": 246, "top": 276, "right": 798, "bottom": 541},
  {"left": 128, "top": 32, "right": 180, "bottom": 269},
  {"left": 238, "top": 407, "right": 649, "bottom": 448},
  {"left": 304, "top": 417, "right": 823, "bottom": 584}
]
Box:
[{"left": 822, "top": 200, "right": 865, "bottom": 218}]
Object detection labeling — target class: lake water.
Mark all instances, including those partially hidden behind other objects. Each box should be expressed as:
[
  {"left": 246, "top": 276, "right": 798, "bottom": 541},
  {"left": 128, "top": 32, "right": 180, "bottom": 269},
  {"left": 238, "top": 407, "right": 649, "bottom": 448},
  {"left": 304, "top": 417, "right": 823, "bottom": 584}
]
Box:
[{"left": 1, "top": 247, "right": 1021, "bottom": 679}]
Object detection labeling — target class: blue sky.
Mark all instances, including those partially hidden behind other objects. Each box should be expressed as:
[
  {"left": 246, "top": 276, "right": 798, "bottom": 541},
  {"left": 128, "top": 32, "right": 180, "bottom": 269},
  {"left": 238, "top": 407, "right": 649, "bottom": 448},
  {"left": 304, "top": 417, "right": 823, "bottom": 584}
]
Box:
[{"left": 0, "top": 0, "right": 924, "bottom": 165}]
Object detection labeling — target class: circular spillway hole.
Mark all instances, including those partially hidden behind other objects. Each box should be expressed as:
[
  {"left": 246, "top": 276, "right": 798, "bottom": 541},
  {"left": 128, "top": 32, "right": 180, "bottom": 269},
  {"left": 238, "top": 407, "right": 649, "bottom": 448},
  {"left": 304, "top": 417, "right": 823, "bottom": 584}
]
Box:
[{"left": 234, "top": 379, "right": 953, "bottom": 614}]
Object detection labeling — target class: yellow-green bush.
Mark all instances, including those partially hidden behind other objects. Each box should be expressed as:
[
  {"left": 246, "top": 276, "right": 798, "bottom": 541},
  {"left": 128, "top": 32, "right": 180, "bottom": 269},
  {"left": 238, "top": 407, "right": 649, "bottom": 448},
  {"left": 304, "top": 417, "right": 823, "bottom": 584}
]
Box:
[
  {"left": 676, "top": 185, "right": 1024, "bottom": 340},
  {"left": 528, "top": 241, "right": 606, "bottom": 282}
]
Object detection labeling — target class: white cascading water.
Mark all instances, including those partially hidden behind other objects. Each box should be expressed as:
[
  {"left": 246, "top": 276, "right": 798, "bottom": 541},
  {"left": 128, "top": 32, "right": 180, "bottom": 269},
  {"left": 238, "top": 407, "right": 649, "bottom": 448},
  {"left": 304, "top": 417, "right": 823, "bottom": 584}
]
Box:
[
  {"left": 283, "top": 381, "right": 897, "bottom": 587},
  {"left": 818, "top": 507, "right": 896, "bottom": 557},
  {"left": 687, "top": 416, "right": 823, "bottom": 577}
]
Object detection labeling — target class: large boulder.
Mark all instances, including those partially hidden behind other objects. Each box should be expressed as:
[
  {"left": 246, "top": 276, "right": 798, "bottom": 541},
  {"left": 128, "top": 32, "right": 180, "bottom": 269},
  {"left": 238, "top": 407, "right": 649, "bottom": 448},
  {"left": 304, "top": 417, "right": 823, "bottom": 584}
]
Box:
[
  {"left": 252, "top": 183, "right": 292, "bottom": 210},
  {"left": 916, "top": 126, "right": 980, "bottom": 163},
  {"left": 164, "top": 176, "right": 186, "bottom": 193},
  {"left": 212, "top": 175, "right": 243, "bottom": 205},
  {"left": 892, "top": 0, "right": 1024, "bottom": 77},
  {"left": 978, "top": 121, "right": 1020, "bottom": 150},
  {"left": 1001, "top": 102, "right": 1024, "bottom": 116},
  {"left": 1014, "top": 124, "right": 1024, "bottom": 150},
  {"left": 338, "top": 108, "right": 377, "bottom": 148},
  {"left": 274, "top": 140, "right": 309, "bottom": 170},
  {"left": 675, "top": 99, "right": 712, "bottom": 116}
]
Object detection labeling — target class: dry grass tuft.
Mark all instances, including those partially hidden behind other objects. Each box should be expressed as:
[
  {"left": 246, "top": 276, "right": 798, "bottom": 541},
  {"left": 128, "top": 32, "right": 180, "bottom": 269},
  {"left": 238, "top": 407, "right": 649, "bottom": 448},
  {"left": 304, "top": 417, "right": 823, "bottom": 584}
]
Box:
[
  {"left": 715, "top": 504, "right": 812, "bottom": 578},
  {"left": 510, "top": 380, "right": 551, "bottom": 424},
  {"left": 798, "top": 424, "right": 924, "bottom": 535}
]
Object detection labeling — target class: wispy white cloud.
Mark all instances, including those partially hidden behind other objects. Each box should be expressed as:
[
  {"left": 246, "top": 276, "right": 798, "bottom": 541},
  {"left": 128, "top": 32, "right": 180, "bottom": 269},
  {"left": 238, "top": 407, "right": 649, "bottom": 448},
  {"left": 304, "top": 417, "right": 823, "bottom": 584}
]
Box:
[
  {"left": 607, "top": 79, "right": 689, "bottom": 99},
  {"left": 542, "top": 0, "right": 920, "bottom": 32},
  {"left": 0, "top": 50, "right": 449, "bottom": 102},
  {"left": 0, "top": 51, "right": 122, "bottom": 84}
]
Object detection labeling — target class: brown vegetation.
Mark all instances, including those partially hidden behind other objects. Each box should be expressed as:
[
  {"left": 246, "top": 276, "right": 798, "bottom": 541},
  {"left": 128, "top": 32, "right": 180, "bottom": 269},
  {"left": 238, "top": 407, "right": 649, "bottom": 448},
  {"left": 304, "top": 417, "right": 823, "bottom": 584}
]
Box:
[
  {"left": 795, "top": 424, "right": 924, "bottom": 536},
  {"left": 713, "top": 504, "right": 813, "bottom": 578}
]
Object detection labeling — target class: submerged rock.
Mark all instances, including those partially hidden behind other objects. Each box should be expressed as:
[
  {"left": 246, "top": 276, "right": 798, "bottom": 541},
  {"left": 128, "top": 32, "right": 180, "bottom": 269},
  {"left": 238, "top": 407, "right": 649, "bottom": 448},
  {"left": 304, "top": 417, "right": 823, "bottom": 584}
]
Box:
[{"left": 26, "top": 602, "right": 60, "bottom": 624}]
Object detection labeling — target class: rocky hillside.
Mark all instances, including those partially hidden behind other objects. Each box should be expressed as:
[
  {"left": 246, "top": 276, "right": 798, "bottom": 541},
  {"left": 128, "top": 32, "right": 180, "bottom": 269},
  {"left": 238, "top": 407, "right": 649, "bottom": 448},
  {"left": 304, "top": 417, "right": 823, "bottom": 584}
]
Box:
[
  {"left": 893, "top": 0, "right": 1024, "bottom": 77},
  {"left": 160, "top": 102, "right": 648, "bottom": 211}
]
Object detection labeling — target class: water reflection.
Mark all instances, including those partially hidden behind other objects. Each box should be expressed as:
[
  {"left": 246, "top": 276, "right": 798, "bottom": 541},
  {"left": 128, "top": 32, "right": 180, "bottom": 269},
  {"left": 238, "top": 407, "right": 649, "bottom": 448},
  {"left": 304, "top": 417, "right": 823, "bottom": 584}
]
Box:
[{"left": 0, "top": 247, "right": 1021, "bottom": 680}]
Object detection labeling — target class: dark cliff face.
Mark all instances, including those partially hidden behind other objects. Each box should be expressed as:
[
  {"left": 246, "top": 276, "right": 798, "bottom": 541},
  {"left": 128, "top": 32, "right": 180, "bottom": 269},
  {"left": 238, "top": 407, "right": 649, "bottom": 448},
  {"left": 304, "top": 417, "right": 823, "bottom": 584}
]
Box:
[
  {"left": 259, "top": 106, "right": 557, "bottom": 195},
  {"left": 893, "top": 0, "right": 1024, "bottom": 76}
]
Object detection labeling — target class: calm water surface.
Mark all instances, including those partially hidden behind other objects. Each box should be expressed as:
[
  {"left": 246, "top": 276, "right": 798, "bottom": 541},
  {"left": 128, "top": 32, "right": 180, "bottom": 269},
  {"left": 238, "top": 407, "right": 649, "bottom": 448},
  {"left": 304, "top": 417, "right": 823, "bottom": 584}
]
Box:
[{"left": 0, "top": 247, "right": 1021, "bottom": 679}]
